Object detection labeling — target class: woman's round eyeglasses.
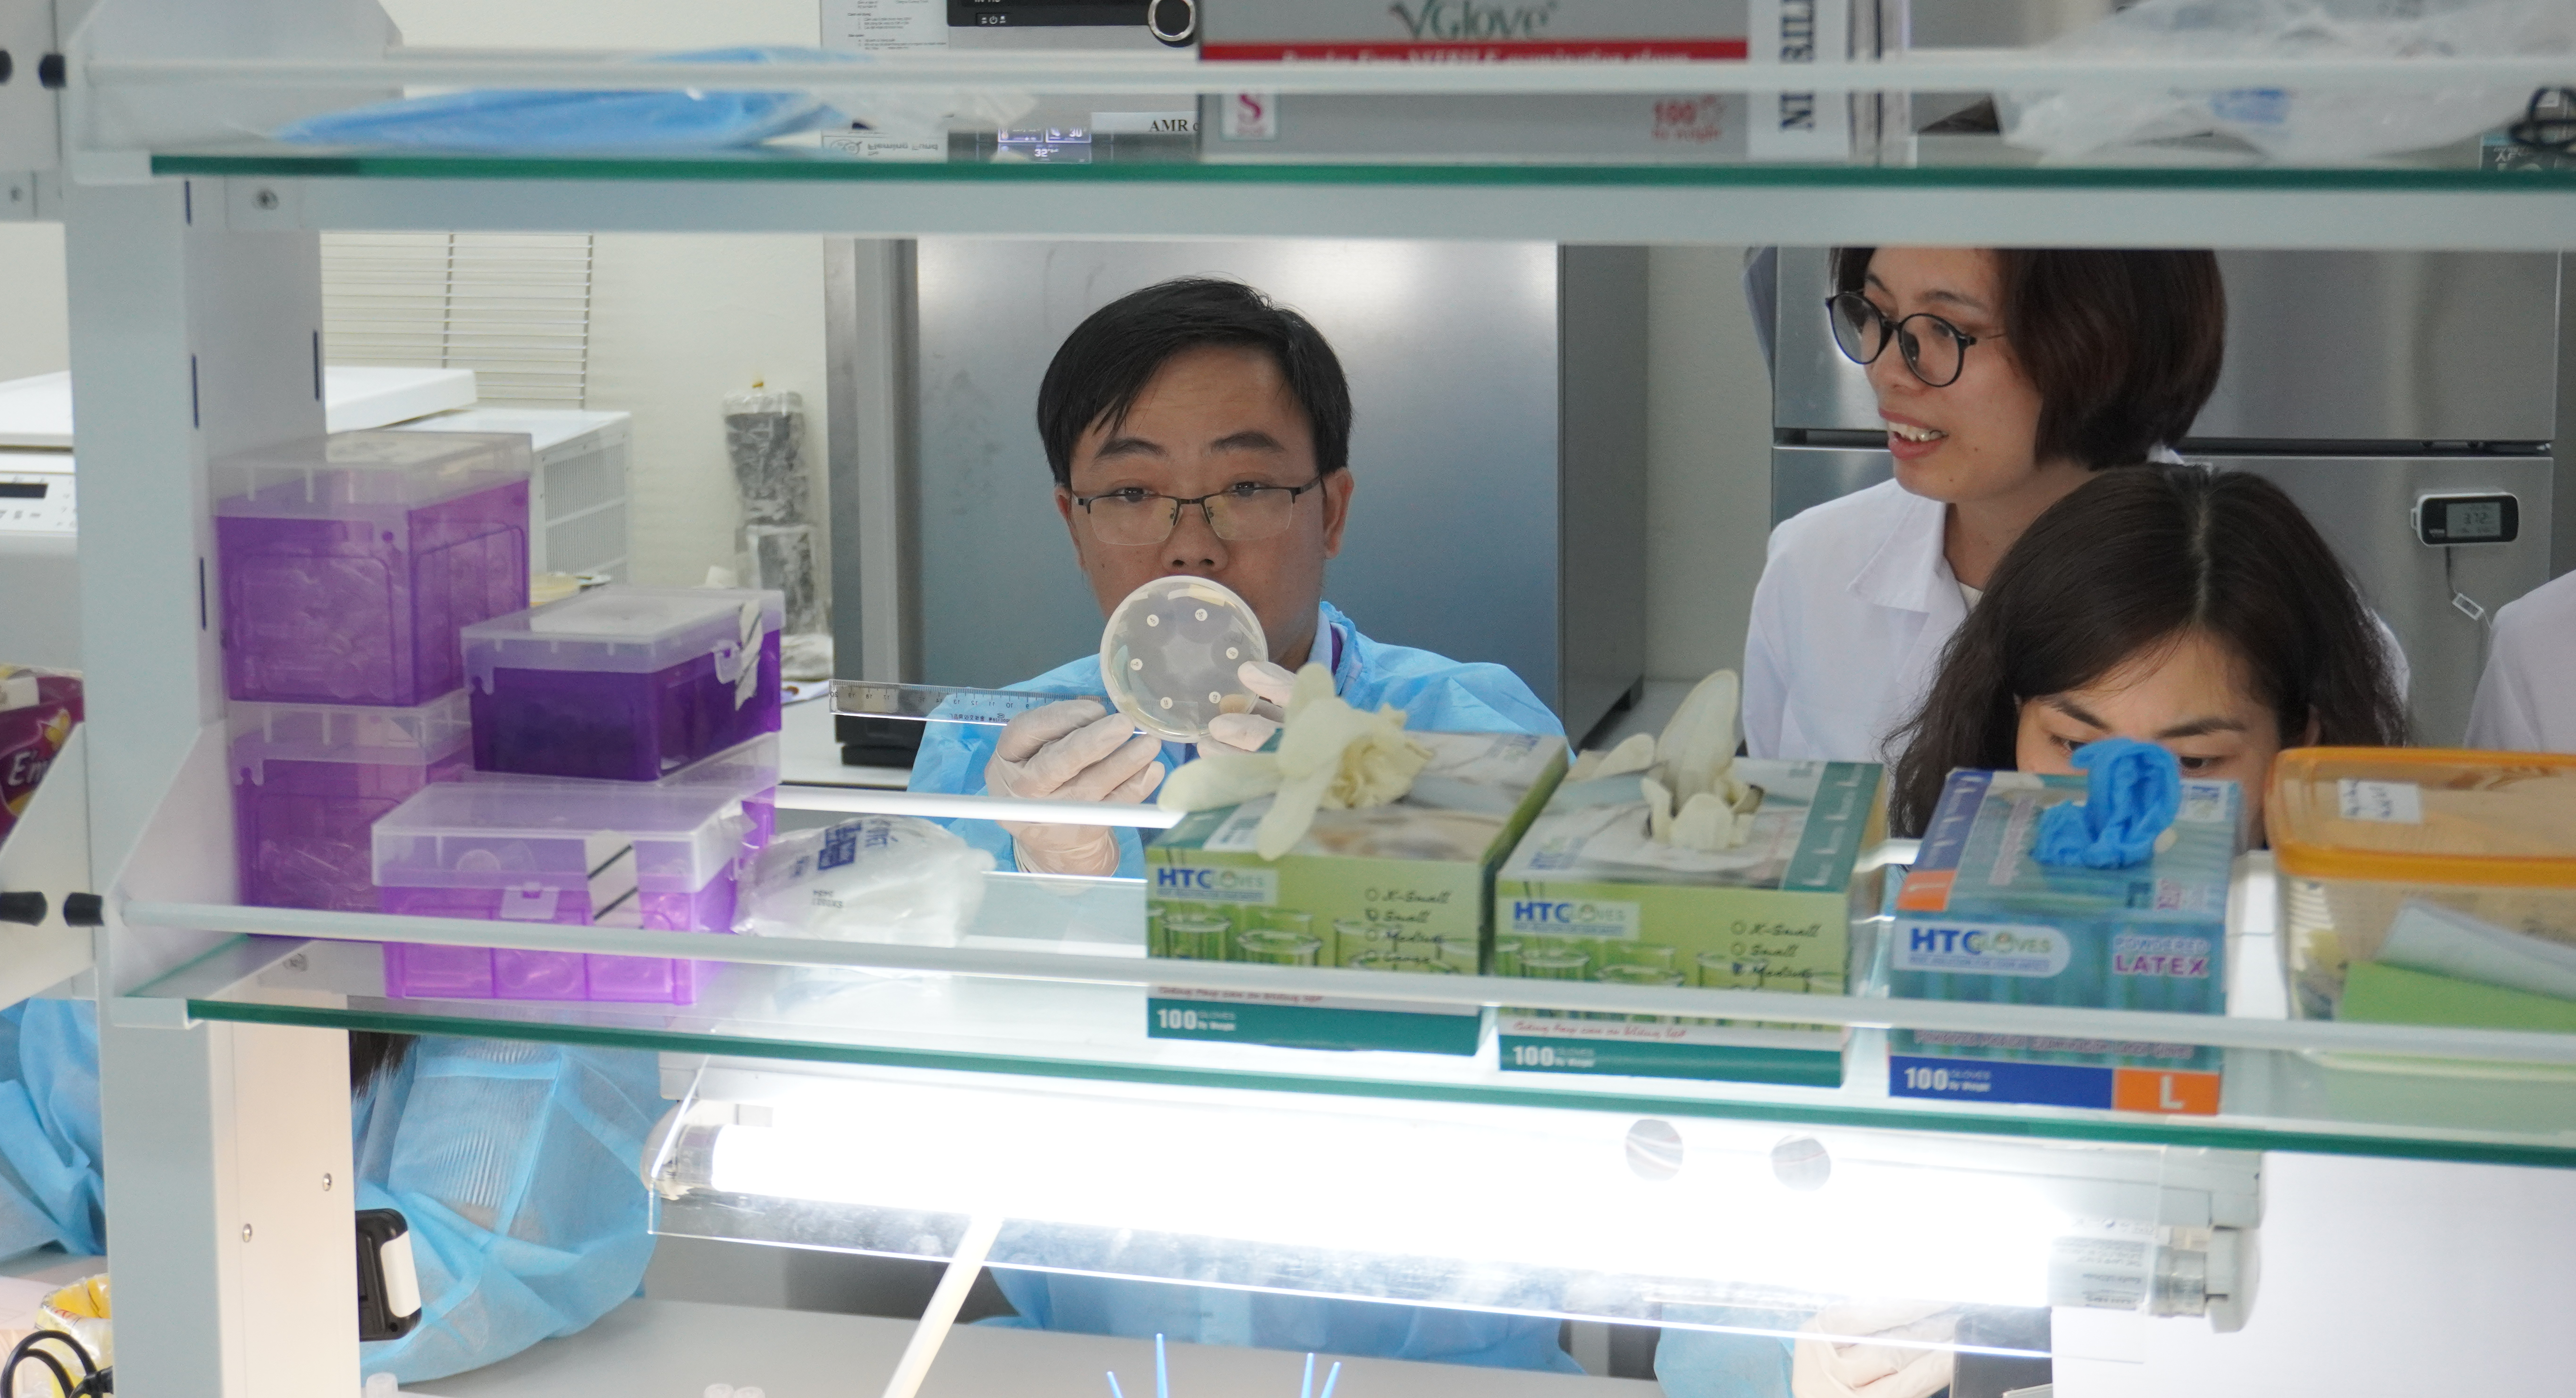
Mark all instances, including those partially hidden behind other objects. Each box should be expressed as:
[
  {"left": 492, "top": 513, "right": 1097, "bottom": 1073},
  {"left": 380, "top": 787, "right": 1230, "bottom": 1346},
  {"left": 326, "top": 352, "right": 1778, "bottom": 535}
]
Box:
[{"left": 1825, "top": 292, "right": 1995, "bottom": 389}]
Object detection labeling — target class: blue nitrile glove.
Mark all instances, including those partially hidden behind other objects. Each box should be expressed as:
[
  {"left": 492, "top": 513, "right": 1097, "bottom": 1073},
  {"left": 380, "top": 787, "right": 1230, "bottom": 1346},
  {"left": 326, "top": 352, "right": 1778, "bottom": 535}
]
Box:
[{"left": 2033, "top": 738, "right": 2182, "bottom": 870}]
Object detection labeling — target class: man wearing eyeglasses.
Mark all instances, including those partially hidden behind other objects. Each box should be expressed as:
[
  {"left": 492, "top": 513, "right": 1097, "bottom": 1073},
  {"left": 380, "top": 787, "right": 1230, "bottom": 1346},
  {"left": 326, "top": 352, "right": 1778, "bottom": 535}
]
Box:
[{"left": 909, "top": 276, "right": 1562, "bottom": 890}]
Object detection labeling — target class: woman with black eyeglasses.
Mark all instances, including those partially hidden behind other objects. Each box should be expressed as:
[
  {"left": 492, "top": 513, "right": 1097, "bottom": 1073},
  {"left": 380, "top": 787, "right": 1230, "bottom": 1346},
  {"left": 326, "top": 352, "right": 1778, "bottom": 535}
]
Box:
[{"left": 1739, "top": 246, "right": 2228, "bottom": 765}]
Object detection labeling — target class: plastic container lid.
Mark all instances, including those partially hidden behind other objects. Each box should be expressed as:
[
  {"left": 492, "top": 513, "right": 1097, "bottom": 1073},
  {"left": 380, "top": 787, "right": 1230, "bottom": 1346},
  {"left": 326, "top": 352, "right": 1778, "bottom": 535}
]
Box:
[
  {"left": 229, "top": 690, "right": 472, "bottom": 776},
  {"left": 463, "top": 734, "right": 782, "bottom": 806},
  {"left": 2269, "top": 747, "right": 2576, "bottom": 889},
  {"left": 1099, "top": 575, "right": 1268, "bottom": 743},
  {"left": 373, "top": 770, "right": 756, "bottom": 895},
  {"left": 213, "top": 430, "right": 534, "bottom": 516},
  {"left": 463, "top": 584, "right": 785, "bottom": 677}
]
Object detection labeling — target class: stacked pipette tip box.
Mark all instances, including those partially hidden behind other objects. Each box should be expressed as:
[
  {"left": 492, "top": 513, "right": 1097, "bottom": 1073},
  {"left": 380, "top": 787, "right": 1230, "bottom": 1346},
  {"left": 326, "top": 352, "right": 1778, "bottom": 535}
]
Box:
[
  {"left": 218, "top": 430, "right": 536, "bottom": 914},
  {"left": 372, "top": 586, "right": 786, "bottom": 1005}
]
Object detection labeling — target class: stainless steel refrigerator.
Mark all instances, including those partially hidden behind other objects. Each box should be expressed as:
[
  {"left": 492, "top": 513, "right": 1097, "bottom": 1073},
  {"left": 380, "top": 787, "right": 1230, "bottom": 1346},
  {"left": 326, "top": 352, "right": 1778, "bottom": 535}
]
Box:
[
  {"left": 1767, "top": 247, "right": 2565, "bottom": 747},
  {"left": 830, "top": 239, "right": 1647, "bottom": 742}
]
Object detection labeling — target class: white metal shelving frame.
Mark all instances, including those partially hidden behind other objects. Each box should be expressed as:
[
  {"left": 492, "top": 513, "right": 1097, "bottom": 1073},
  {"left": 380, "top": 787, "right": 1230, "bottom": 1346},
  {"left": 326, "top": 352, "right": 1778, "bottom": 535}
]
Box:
[{"left": 27, "top": 2, "right": 2576, "bottom": 1392}]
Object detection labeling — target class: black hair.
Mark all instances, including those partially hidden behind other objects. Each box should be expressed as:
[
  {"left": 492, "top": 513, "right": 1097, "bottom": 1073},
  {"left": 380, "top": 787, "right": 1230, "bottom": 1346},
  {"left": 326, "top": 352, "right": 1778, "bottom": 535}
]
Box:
[
  {"left": 351, "top": 1031, "right": 415, "bottom": 1093},
  {"left": 1832, "top": 248, "right": 2227, "bottom": 469},
  {"left": 1889, "top": 466, "right": 2408, "bottom": 836},
  {"left": 1035, "top": 277, "right": 1353, "bottom": 487}
]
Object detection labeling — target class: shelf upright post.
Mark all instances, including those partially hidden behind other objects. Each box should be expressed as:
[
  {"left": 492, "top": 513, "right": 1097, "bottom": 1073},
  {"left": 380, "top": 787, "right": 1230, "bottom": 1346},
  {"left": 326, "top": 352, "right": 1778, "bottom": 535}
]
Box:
[{"left": 66, "top": 174, "right": 362, "bottom": 1398}]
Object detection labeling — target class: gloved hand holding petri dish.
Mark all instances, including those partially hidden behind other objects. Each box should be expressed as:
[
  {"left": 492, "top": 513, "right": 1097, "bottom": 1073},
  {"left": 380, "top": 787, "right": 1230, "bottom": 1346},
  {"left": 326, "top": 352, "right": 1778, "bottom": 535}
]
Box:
[
  {"left": 1100, "top": 575, "right": 1272, "bottom": 743},
  {"left": 988, "top": 576, "right": 1273, "bottom": 875}
]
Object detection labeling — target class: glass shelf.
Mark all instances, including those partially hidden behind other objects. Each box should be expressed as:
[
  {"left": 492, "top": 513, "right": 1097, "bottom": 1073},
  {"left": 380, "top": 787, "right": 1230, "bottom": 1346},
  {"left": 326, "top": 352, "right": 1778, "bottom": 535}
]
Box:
[
  {"left": 150, "top": 135, "right": 2576, "bottom": 192},
  {"left": 123, "top": 867, "right": 2576, "bottom": 1170}
]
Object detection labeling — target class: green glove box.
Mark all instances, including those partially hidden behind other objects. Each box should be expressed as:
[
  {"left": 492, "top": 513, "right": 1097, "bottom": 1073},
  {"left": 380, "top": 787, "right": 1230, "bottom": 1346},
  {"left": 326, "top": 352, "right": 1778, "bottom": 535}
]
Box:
[
  {"left": 1145, "top": 731, "right": 1567, "bottom": 1054},
  {"left": 1490, "top": 759, "right": 1886, "bottom": 1086}
]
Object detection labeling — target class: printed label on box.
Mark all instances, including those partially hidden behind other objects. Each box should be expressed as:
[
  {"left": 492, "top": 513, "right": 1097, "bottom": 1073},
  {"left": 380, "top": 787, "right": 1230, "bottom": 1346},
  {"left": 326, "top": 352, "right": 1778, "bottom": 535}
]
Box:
[
  {"left": 1221, "top": 93, "right": 1279, "bottom": 140},
  {"left": 2338, "top": 778, "right": 2423, "bottom": 824},
  {"left": 1150, "top": 863, "right": 1279, "bottom": 906},
  {"left": 1891, "top": 1055, "right": 2220, "bottom": 1115},
  {"left": 1506, "top": 896, "right": 1641, "bottom": 939},
  {"left": 1892, "top": 920, "right": 2072, "bottom": 977}
]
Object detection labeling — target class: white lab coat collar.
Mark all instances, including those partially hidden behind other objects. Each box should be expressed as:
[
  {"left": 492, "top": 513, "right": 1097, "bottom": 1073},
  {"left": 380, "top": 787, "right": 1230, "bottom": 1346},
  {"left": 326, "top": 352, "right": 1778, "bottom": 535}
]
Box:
[{"left": 1849, "top": 485, "right": 1960, "bottom": 619}]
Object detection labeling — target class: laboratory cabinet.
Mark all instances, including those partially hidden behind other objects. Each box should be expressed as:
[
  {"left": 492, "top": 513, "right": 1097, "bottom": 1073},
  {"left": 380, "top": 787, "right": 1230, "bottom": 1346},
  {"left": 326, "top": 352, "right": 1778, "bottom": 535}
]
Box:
[{"left": 9, "top": 4, "right": 2576, "bottom": 1395}]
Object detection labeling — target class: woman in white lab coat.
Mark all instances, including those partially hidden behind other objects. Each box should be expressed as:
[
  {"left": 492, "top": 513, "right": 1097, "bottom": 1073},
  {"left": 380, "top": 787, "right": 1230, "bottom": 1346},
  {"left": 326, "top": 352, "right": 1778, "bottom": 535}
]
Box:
[
  {"left": 2465, "top": 569, "right": 2576, "bottom": 752},
  {"left": 1741, "top": 247, "right": 2227, "bottom": 764}
]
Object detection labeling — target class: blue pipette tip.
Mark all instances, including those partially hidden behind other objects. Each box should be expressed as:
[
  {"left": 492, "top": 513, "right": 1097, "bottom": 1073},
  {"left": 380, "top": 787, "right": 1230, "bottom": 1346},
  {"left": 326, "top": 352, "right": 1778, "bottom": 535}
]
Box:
[
  {"left": 1319, "top": 1360, "right": 1343, "bottom": 1398},
  {"left": 1301, "top": 1353, "right": 1316, "bottom": 1398},
  {"left": 1106, "top": 1374, "right": 1127, "bottom": 1398},
  {"left": 1156, "top": 1333, "right": 1170, "bottom": 1398}
]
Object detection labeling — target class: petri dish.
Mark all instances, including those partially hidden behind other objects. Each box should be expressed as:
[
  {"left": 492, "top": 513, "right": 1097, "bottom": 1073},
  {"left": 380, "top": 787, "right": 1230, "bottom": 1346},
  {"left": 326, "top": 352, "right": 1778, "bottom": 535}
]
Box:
[{"left": 1099, "top": 575, "right": 1269, "bottom": 743}]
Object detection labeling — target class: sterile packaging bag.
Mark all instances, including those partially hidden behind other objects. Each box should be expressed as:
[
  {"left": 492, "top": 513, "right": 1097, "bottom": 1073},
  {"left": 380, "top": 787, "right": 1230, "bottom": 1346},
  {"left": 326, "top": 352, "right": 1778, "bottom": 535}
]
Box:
[
  {"left": 1998, "top": 0, "right": 2576, "bottom": 162},
  {"left": 0, "top": 666, "right": 80, "bottom": 852},
  {"left": 735, "top": 815, "right": 994, "bottom": 945}
]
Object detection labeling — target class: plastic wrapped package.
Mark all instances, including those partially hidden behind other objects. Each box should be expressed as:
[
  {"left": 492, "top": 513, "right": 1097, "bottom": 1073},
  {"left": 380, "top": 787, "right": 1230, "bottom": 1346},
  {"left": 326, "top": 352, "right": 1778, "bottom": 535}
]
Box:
[
  {"left": 735, "top": 815, "right": 995, "bottom": 945},
  {"left": 1999, "top": 0, "right": 2576, "bottom": 162},
  {"left": 723, "top": 388, "right": 809, "bottom": 529},
  {"left": 214, "top": 432, "right": 532, "bottom": 707},
  {"left": 465, "top": 586, "right": 784, "bottom": 782},
  {"left": 276, "top": 48, "right": 848, "bottom": 151},
  {"left": 0, "top": 666, "right": 80, "bottom": 851},
  {"left": 726, "top": 387, "right": 830, "bottom": 678}
]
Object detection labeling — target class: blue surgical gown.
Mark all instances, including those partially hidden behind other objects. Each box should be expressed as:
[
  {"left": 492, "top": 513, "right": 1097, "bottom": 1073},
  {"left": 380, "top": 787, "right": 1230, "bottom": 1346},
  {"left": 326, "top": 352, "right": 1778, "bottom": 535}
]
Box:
[
  {"left": 0, "top": 999, "right": 103, "bottom": 1263},
  {"left": 355, "top": 1037, "right": 664, "bottom": 1384},
  {"left": 911, "top": 600, "right": 1578, "bottom": 1373},
  {"left": 0, "top": 1001, "right": 658, "bottom": 1385}
]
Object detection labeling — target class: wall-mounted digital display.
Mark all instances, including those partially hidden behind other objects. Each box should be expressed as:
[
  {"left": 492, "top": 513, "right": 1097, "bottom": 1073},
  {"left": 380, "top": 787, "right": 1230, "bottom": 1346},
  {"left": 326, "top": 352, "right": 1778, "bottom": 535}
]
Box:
[{"left": 2416, "top": 492, "right": 2520, "bottom": 546}]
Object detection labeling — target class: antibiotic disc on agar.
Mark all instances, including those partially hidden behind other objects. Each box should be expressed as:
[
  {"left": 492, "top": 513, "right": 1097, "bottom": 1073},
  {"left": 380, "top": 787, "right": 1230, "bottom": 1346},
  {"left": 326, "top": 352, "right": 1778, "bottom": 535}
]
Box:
[{"left": 1099, "top": 576, "right": 1269, "bottom": 743}]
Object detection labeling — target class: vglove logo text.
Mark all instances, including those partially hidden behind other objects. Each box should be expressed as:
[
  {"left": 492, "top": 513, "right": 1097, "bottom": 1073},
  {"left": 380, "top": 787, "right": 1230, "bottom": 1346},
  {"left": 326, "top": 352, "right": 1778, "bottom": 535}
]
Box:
[
  {"left": 1155, "top": 865, "right": 1278, "bottom": 905},
  {"left": 1895, "top": 920, "right": 2071, "bottom": 977},
  {"left": 1509, "top": 898, "right": 1640, "bottom": 938},
  {"left": 1389, "top": 0, "right": 1560, "bottom": 41}
]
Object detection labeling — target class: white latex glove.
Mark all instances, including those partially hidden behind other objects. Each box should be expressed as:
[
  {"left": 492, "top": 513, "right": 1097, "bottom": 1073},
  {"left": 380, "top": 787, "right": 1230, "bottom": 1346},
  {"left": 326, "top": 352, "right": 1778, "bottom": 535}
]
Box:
[
  {"left": 984, "top": 699, "right": 1164, "bottom": 877},
  {"left": 1790, "top": 1302, "right": 1957, "bottom": 1398},
  {"left": 1203, "top": 659, "right": 1296, "bottom": 755}
]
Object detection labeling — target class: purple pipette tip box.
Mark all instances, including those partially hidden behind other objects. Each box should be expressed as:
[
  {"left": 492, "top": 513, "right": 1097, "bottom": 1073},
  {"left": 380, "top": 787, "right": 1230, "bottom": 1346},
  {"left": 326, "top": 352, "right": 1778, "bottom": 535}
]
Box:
[
  {"left": 372, "top": 736, "right": 779, "bottom": 1004},
  {"left": 464, "top": 585, "right": 786, "bottom": 783},
  {"left": 231, "top": 690, "right": 474, "bottom": 913},
  {"left": 215, "top": 430, "right": 534, "bottom": 707}
]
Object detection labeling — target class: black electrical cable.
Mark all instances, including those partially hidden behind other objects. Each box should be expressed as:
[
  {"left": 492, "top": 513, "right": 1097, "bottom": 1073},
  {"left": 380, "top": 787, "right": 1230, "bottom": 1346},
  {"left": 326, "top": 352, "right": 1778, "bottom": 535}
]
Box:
[
  {"left": 5, "top": 1330, "right": 99, "bottom": 1395},
  {"left": 69, "top": 1368, "right": 111, "bottom": 1397},
  {"left": 1, "top": 1346, "right": 73, "bottom": 1398}
]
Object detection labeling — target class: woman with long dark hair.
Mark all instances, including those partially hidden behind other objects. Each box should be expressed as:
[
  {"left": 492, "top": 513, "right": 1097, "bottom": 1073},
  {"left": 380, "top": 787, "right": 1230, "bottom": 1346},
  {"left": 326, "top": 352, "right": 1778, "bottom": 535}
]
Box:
[{"left": 1888, "top": 466, "right": 2409, "bottom": 838}]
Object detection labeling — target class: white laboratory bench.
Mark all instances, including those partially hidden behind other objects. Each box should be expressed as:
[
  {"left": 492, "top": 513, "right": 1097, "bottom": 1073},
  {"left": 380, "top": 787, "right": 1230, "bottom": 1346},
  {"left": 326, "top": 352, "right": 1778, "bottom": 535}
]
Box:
[{"left": 410, "top": 1299, "right": 1659, "bottom": 1398}]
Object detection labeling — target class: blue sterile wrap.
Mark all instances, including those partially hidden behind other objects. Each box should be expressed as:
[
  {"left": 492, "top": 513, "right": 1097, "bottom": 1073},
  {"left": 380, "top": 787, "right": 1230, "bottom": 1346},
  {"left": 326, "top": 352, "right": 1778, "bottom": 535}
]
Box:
[
  {"left": 275, "top": 48, "right": 851, "bottom": 150},
  {"left": 2033, "top": 738, "right": 2182, "bottom": 870}
]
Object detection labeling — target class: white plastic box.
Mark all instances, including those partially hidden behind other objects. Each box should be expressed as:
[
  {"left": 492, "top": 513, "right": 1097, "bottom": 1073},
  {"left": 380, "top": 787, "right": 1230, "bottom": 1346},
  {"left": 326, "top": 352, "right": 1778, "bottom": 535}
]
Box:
[{"left": 394, "top": 406, "right": 633, "bottom": 580}]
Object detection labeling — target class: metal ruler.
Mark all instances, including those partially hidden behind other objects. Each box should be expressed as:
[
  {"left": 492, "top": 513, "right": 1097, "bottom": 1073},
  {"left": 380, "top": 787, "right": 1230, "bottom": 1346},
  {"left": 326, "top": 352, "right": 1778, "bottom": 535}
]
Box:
[{"left": 830, "top": 679, "right": 1113, "bottom": 727}]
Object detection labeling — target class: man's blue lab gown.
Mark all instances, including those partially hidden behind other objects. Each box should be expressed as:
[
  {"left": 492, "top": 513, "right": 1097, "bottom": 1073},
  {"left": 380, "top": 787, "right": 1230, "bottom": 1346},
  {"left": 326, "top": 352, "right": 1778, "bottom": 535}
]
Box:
[{"left": 911, "top": 599, "right": 1579, "bottom": 1373}]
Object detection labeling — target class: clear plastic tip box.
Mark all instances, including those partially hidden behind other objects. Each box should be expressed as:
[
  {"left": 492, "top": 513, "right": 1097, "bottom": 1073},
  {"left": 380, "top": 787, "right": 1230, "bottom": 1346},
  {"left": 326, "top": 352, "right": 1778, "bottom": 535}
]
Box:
[
  {"left": 230, "top": 691, "right": 472, "bottom": 913},
  {"left": 465, "top": 585, "right": 784, "bottom": 781},
  {"left": 215, "top": 431, "right": 533, "bottom": 706},
  {"left": 371, "top": 738, "right": 779, "bottom": 1003}
]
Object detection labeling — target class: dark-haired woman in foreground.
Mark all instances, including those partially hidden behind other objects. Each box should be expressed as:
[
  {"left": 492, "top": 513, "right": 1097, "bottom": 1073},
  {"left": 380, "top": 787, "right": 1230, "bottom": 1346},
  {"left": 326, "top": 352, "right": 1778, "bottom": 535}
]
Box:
[{"left": 1888, "top": 466, "right": 2409, "bottom": 840}]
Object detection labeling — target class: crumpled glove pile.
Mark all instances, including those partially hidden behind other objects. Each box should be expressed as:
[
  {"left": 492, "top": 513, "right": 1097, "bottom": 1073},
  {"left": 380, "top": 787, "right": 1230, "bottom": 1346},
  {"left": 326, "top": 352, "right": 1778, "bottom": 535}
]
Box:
[
  {"left": 1565, "top": 669, "right": 1762, "bottom": 853},
  {"left": 1158, "top": 662, "right": 1435, "bottom": 860}
]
